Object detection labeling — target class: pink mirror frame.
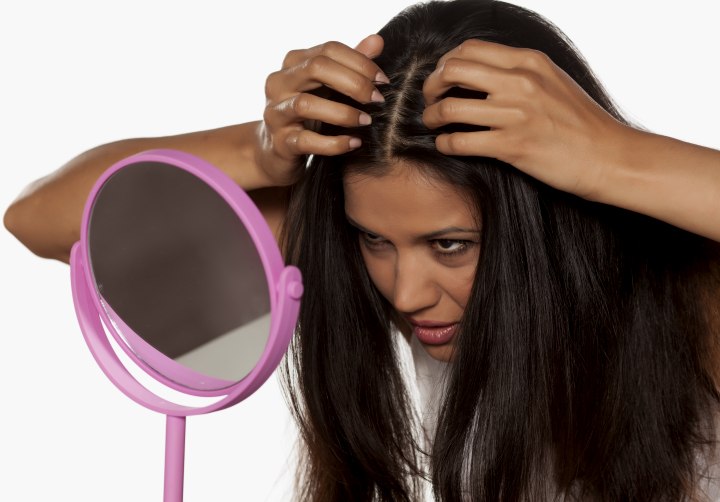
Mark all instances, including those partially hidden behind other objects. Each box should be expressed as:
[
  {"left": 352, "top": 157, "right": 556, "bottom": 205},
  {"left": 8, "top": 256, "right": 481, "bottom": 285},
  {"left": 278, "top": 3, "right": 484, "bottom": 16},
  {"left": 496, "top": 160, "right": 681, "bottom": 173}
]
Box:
[
  {"left": 68, "top": 149, "right": 303, "bottom": 501},
  {"left": 70, "top": 148, "right": 303, "bottom": 413}
]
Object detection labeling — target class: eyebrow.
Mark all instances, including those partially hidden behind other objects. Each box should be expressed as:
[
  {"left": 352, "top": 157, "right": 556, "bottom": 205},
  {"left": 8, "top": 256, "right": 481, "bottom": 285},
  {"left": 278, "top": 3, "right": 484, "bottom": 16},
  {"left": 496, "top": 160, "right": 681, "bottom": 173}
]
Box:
[{"left": 345, "top": 215, "right": 481, "bottom": 240}]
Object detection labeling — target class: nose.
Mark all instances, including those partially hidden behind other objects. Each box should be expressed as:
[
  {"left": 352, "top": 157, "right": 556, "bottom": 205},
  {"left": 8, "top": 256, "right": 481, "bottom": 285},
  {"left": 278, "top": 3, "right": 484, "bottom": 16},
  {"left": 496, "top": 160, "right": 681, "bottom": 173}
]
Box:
[{"left": 391, "top": 252, "right": 440, "bottom": 315}]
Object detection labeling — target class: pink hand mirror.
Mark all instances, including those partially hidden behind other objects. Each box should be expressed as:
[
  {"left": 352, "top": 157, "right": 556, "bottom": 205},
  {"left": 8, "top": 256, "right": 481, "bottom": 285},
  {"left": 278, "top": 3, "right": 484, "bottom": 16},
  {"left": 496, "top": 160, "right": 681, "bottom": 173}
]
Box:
[{"left": 69, "top": 149, "right": 303, "bottom": 502}]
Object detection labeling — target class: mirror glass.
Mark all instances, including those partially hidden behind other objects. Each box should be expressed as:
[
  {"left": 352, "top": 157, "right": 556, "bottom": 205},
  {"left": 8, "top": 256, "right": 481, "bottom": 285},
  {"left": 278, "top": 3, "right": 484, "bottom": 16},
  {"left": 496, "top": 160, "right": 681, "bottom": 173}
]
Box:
[{"left": 87, "top": 161, "right": 270, "bottom": 389}]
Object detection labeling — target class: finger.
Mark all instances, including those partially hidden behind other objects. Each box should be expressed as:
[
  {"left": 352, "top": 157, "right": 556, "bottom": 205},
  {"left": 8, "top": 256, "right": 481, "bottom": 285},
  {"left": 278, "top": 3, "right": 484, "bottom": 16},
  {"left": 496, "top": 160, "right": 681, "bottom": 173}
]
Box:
[
  {"left": 436, "top": 39, "right": 545, "bottom": 72},
  {"left": 435, "top": 130, "right": 505, "bottom": 158},
  {"left": 423, "top": 58, "right": 511, "bottom": 105},
  {"left": 268, "top": 92, "right": 372, "bottom": 128},
  {"left": 354, "top": 34, "right": 384, "bottom": 60},
  {"left": 282, "top": 40, "right": 386, "bottom": 84},
  {"left": 275, "top": 55, "right": 384, "bottom": 104},
  {"left": 285, "top": 129, "right": 361, "bottom": 156},
  {"left": 423, "top": 97, "right": 521, "bottom": 130}
]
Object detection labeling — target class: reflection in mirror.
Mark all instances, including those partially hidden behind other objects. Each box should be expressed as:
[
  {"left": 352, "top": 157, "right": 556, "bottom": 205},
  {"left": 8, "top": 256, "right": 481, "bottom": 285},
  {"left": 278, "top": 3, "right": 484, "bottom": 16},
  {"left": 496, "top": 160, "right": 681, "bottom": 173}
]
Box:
[{"left": 87, "top": 161, "right": 270, "bottom": 387}]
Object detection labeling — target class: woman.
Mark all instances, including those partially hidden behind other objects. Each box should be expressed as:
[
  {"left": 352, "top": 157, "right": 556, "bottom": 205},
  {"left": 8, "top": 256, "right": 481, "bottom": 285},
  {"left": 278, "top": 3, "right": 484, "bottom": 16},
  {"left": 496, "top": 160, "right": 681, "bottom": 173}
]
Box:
[
  {"left": 277, "top": 2, "right": 720, "bottom": 500},
  {"left": 5, "top": 0, "right": 720, "bottom": 500}
]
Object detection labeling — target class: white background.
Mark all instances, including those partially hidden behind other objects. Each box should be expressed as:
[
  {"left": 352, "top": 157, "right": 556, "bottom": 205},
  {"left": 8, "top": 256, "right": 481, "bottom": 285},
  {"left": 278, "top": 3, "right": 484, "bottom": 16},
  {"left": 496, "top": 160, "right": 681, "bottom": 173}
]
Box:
[{"left": 1, "top": 1, "right": 718, "bottom": 501}]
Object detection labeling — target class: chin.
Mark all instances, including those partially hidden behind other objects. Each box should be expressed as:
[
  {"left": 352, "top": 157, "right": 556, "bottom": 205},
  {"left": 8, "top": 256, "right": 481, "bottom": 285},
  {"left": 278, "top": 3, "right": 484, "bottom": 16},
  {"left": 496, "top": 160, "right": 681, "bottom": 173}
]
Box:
[{"left": 422, "top": 343, "right": 455, "bottom": 362}]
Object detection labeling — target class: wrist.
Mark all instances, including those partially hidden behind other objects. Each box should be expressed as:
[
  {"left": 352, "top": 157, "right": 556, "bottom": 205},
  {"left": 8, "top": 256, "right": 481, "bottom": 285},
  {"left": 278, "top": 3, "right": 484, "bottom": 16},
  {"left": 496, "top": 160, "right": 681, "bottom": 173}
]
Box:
[
  {"left": 586, "top": 124, "right": 720, "bottom": 241},
  {"left": 227, "top": 121, "right": 278, "bottom": 190},
  {"left": 585, "top": 123, "right": 651, "bottom": 206},
  {"left": 251, "top": 121, "right": 298, "bottom": 189}
]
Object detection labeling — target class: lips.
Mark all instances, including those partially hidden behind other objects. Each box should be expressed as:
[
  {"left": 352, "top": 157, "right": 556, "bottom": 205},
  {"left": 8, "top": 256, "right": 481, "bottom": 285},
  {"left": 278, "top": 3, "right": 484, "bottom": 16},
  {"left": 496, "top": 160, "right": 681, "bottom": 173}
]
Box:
[{"left": 408, "top": 319, "right": 458, "bottom": 346}]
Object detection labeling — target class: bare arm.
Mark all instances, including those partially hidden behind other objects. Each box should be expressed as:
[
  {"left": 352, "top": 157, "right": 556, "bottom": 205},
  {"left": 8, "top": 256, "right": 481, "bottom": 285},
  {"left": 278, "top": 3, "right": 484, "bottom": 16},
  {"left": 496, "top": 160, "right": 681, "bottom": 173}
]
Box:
[
  {"left": 422, "top": 40, "right": 720, "bottom": 242},
  {"left": 4, "top": 35, "right": 385, "bottom": 264},
  {"left": 594, "top": 127, "right": 720, "bottom": 243},
  {"left": 3, "top": 122, "right": 289, "bottom": 263}
]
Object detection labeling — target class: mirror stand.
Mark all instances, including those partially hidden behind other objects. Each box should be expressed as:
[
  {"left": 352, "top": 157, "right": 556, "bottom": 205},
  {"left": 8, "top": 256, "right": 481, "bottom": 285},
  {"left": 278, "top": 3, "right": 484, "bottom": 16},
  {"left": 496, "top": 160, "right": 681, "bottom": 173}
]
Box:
[{"left": 165, "top": 415, "right": 186, "bottom": 502}]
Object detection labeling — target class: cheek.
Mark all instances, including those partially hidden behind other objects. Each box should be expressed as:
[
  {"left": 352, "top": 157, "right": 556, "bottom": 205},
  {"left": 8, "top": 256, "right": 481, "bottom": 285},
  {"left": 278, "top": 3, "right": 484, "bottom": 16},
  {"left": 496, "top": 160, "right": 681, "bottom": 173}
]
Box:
[{"left": 445, "top": 263, "right": 477, "bottom": 309}]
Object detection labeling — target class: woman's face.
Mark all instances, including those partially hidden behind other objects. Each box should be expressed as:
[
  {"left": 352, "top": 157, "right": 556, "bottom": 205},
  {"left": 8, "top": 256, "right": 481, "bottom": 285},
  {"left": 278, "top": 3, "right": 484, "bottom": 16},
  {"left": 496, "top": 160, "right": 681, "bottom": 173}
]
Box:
[{"left": 343, "top": 161, "right": 481, "bottom": 362}]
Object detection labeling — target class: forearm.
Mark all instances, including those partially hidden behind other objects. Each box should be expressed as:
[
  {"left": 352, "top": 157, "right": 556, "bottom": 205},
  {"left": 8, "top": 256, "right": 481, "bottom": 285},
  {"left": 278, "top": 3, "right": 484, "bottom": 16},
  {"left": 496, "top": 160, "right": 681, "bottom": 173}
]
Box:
[
  {"left": 593, "top": 126, "right": 720, "bottom": 243},
  {"left": 4, "top": 121, "right": 279, "bottom": 263}
]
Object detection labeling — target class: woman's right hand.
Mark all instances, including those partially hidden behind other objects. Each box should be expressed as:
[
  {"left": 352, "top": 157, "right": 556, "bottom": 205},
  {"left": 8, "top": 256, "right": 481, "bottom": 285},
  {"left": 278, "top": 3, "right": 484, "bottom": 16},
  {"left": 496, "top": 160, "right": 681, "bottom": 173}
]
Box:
[{"left": 256, "top": 34, "right": 388, "bottom": 186}]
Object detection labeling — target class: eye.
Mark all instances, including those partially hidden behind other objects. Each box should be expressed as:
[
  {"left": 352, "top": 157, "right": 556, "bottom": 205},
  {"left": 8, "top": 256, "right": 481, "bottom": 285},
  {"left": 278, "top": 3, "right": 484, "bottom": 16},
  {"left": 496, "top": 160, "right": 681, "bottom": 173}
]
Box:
[
  {"left": 360, "top": 232, "right": 389, "bottom": 249},
  {"left": 432, "top": 239, "right": 472, "bottom": 256}
]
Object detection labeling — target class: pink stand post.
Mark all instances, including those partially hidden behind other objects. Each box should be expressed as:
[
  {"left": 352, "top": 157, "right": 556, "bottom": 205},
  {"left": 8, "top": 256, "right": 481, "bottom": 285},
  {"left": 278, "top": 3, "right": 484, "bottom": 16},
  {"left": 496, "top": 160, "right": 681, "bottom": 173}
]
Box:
[{"left": 164, "top": 415, "right": 186, "bottom": 502}]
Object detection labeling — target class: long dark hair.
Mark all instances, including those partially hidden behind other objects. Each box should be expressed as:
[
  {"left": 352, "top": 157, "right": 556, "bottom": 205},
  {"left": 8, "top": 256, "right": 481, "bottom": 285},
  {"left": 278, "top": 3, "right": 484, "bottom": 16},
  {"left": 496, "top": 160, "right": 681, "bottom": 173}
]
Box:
[{"left": 280, "top": 1, "right": 720, "bottom": 500}]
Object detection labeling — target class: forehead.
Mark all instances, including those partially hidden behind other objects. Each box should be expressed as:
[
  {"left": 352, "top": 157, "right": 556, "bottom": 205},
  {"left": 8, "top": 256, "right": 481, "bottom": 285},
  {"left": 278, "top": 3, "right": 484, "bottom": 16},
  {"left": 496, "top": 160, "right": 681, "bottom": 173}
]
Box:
[{"left": 343, "top": 163, "right": 478, "bottom": 232}]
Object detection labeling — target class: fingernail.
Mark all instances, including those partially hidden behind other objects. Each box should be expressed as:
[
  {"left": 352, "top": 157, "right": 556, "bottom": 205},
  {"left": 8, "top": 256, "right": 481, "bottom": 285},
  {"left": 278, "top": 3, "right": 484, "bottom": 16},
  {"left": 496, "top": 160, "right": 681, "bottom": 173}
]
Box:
[
  {"left": 349, "top": 137, "right": 362, "bottom": 149},
  {"left": 374, "top": 71, "right": 390, "bottom": 84},
  {"left": 371, "top": 89, "right": 385, "bottom": 103},
  {"left": 359, "top": 113, "right": 372, "bottom": 126}
]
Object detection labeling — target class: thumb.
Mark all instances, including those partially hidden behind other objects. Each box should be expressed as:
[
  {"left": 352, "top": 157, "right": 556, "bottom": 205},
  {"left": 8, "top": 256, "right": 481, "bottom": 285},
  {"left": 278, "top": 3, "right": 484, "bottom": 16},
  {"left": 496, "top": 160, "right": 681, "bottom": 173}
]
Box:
[{"left": 354, "top": 34, "right": 384, "bottom": 59}]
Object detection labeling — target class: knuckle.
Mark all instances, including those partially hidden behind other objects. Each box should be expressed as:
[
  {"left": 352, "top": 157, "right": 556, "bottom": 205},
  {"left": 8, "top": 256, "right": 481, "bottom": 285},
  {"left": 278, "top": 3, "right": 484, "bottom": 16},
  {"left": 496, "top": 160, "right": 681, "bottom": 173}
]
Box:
[
  {"left": 351, "top": 74, "right": 372, "bottom": 96},
  {"left": 521, "top": 48, "right": 550, "bottom": 70},
  {"left": 264, "top": 71, "right": 281, "bottom": 98},
  {"left": 515, "top": 71, "right": 543, "bottom": 95},
  {"left": 361, "top": 59, "right": 378, "bottom": 78},
  {"left": 446, "top": 133, "right": 466, "bottom": 152},
  {"left": 437, "top": 98, "right": 458, "bottom": 122},
  {"left": 295, "top": 129, "right": 318, "bottom": 153},
  {"left": 286, "top": 130, "right": 302, "bottom": 151},
  {"left": 282, "top": 49, "right": 300, "bottom": 68},
  {"left": 456, "top": 39, "right": 479, "bottom": 55},
  {"left": 320, "top": 40, "right": 343, "bottom": 55},
  {"left": 512, "top": 105, "right": 531, "bottom": 124},
  {"left": 306, "top": 55, "right": 331, "bottom": 77},
  {"left": 442, "top": 57, "right": 464, "bottom": 77},
  {"left": 291, "top": 94, "right": 313, "bottom": 116}
]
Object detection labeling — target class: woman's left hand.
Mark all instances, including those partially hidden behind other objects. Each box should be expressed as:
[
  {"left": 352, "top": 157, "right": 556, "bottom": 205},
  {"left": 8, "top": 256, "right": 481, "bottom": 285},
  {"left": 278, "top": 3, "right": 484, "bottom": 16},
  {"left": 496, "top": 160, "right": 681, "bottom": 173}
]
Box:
[{"left": 422, "top": 39, "right": 629, "bottom": 200}]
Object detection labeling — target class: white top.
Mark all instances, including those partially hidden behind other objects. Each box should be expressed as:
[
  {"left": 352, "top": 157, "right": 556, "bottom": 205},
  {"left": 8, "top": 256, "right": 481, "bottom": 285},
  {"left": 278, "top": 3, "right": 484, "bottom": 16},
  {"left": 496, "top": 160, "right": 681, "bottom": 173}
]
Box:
[
  {"left": 394, "top": 330, "right": 720, "bottom": 501},
  {"left": 394, "top": 330, "right": 449, "bottom": 501}
]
